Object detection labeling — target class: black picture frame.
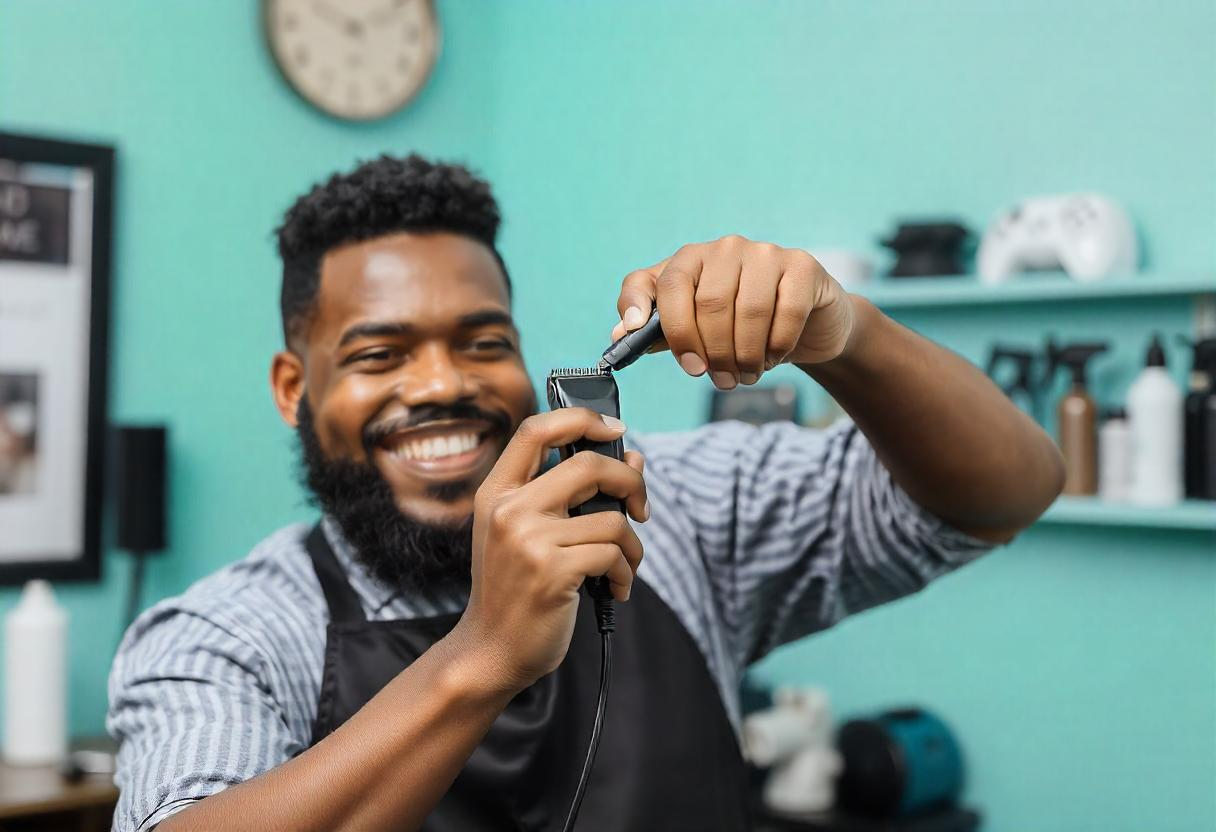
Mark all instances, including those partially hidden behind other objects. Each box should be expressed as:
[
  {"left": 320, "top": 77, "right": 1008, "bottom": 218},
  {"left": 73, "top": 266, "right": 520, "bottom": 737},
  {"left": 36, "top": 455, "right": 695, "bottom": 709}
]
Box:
[{"left": 0, "top": 132, "right": 114, "bottom": 584}]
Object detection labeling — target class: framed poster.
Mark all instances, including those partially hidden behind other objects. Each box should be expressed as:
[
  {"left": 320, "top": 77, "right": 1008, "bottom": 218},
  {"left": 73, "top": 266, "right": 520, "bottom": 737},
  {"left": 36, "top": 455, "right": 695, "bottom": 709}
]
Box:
[{"left": 0, "top": 133, "right": 113, "bottom": 583}]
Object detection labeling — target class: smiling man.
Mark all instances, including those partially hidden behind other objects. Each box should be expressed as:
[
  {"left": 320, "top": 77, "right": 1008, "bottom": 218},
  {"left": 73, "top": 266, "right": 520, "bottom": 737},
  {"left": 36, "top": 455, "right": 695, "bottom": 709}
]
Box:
[{"left": 108, "top": 155, "right": 1064, "bottom": 832}]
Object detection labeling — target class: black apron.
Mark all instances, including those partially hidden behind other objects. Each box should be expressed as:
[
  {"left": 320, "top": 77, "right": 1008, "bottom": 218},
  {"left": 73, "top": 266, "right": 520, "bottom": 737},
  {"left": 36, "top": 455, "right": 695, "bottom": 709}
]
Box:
[{"left": 305, "top": 525, "right": 750, "bottom": 831}]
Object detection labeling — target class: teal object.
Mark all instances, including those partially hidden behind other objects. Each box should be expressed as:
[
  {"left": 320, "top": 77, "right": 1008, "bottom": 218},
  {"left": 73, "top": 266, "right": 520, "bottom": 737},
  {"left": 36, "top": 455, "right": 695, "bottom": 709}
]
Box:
[
  {"left": 1, "top": 3, "right": 1213, "bottom": 830},
  {"left": 888, "top": 709, "right": 965, "bottom": 816},
  {"left": 838, "top": 708, "right": 965, "bottom": 817}
]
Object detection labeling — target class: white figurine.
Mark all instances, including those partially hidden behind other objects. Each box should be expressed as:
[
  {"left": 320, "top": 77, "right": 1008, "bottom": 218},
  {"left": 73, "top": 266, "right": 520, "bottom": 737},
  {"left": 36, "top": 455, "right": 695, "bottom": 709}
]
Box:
[{"left": 743, "top": 686, "right": 843, "bottom": 815}]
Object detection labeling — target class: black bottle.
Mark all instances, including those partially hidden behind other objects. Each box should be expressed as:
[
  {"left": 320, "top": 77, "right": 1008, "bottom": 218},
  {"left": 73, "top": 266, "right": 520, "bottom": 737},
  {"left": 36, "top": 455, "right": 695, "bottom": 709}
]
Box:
[{"left": 1182, "top": 337, "right": 1216, "bottom": 500}]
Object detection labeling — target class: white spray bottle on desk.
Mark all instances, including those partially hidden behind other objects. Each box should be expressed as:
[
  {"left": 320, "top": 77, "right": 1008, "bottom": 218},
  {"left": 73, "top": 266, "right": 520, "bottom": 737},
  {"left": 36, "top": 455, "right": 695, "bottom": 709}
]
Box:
[
  {"left": 4, "top": 580, "right": 68, "bottom": 765},
  {"left": 1128, "top": 333, "right": 1183, "bottom": 507}
]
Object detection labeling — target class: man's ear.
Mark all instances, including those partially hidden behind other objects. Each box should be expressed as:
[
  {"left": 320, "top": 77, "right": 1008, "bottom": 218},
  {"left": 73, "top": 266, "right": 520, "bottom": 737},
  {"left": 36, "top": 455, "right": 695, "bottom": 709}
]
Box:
[{"left": 270, "top": 351, "right": 306, "bottom": 427}]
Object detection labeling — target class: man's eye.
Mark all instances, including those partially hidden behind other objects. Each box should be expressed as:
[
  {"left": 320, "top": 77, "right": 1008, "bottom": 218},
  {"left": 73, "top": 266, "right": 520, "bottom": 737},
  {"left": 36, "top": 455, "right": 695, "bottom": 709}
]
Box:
[
  {"left": 470, "top": 339, "right": 513, "bottom": 353},
  {"left": 353, "top": 349, "right": 395, "bottom": 363}
]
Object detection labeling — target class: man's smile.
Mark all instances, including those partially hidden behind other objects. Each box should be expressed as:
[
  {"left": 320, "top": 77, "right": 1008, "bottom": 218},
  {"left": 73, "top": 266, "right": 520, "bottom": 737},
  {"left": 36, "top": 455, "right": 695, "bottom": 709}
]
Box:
[{"left": 374, "top": 418, "right": 501, "bottom": 481}]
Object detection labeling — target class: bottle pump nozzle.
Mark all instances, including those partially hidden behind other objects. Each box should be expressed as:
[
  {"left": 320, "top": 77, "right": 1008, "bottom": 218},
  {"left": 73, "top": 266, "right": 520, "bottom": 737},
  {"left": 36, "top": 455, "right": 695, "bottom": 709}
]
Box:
[
  {"left": 985, "top": 345, "right": 1036, "bottom": 391},
  {"left": 985, "top": 344, "right": 1041, "bottom": 419},
  {"left": 1177, "top": 335, "right": 1216, "bottom": 376},
  {"left": 1145, "top": 332, "right": 1166, "bottom": 368},
  {"left": 1045, "top": 338, "right": 1109, "bottom": 387}
]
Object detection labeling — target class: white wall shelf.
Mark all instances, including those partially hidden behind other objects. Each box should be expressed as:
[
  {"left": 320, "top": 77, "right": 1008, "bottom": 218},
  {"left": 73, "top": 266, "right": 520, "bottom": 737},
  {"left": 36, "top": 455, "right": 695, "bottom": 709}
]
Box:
[
  {"left": 1038, "top": 496, "right": 1216, "bottom": 531},
  {"left": 857, "top": 272, "right": 1215, "bottom": 310}
]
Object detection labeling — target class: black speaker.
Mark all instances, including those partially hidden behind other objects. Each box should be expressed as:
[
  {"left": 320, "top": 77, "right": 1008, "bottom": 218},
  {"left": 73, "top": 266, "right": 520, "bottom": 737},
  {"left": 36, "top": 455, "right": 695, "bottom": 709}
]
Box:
[{"left": 114, "top": 425, "right": 167, "bottom": 553}]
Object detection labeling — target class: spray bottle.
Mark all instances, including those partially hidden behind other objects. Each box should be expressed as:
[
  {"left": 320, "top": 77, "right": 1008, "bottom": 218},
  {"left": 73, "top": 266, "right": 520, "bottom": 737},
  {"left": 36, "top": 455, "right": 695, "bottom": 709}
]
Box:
[
  {"left": 1179, "top": 336, "right": 1216, "bottom": 500},
  {"left": 985, "top": 345, "right": 1040, "bottom": 421},
  {"left": 1046, "top": 339, "right": 1109, "bottom": 496}
]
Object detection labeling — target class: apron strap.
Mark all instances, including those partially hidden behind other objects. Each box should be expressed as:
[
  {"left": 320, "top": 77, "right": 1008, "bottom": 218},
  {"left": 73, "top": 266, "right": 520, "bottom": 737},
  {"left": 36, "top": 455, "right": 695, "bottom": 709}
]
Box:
[{"left": 305, "top": 523, "right": 367, "bottom": 624}]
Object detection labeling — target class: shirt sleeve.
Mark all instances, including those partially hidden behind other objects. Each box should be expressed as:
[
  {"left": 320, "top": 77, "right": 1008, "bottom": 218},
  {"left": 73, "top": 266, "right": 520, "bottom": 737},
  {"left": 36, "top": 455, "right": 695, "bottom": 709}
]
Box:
[
  {"left": 635, "top": 418, "right": 996, "bottom": 670},
  {"left": 107, "top": 601, "right": 304, "bottom": 831}
]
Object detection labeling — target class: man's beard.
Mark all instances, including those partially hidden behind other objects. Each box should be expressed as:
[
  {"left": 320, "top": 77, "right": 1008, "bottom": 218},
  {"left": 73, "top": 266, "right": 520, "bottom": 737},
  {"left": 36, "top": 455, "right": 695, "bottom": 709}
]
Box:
[{"left": 295, "top": 397, "right": 488, "bottom": 595}]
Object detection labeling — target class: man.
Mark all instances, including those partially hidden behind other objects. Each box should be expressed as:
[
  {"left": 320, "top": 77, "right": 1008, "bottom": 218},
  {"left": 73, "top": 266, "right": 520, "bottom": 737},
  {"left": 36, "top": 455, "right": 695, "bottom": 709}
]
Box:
[{"left": 108, "top": 154, "right": 1063, "bottom": 831}]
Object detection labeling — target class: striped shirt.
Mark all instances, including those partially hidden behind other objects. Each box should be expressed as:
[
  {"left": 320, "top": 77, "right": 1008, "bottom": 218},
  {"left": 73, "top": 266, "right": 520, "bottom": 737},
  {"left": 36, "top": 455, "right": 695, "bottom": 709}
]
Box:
[{"left": 106, "top": 419, "right": 993, "bottom": 831}]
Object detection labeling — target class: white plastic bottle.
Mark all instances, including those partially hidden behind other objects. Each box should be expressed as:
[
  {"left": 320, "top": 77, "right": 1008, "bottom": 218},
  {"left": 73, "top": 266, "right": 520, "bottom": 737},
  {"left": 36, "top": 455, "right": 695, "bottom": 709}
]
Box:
[
  {"left": 1098, "top": 408, "right": 1132, "bottom": 502},
  {"left": 3, "top": 580, "right": 68, "bottom": 765},
  {"left": 1127, "top": 334, "right": 1184, "bottom": 506}
]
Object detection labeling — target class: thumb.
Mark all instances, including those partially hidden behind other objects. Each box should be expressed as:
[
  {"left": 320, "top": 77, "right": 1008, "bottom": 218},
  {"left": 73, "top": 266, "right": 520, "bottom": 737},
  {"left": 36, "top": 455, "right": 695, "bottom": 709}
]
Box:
[{"left": 616, "top": 258, "right": 668, "bottom": 333}]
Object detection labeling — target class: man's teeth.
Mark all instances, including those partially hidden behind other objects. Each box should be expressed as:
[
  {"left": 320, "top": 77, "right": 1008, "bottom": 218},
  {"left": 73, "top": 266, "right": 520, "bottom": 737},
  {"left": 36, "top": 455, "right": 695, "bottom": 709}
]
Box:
[{"left": 391, "top": 432, "right": 480, "bottom": 462}]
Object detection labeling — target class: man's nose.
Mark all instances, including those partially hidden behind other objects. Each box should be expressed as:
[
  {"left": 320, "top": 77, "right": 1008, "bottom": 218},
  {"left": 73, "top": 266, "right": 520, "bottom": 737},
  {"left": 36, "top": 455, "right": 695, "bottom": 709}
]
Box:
[{"left": 401, "top": 342, "right": 474, "bottom": 404}]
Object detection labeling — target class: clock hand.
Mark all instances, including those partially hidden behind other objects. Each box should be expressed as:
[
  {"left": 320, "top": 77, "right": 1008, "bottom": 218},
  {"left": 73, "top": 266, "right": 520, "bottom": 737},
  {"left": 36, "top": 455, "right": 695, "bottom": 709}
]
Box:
[{"left": 312, "top": 0, "right": 364, "bottom": 37}]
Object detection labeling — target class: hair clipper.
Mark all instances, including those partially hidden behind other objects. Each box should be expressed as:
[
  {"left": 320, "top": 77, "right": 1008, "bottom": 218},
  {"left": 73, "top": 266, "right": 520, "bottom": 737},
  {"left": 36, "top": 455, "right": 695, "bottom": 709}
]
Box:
[{"left": 546, "top": 366, "right": 625, "bottom": 617}]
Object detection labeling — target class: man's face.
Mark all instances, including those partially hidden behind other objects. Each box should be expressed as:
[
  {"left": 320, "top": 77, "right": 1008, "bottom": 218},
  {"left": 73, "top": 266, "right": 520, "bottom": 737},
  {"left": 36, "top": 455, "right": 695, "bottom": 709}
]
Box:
[{"left": 280, "top": 231, "right": 536, "bottom": 528}]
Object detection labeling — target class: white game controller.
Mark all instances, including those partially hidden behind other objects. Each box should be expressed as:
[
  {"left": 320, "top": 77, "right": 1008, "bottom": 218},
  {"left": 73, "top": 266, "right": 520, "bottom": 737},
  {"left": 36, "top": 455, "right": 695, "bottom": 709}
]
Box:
[{"left": 978, "top": 193, "right": 1139, "bottom": 284}]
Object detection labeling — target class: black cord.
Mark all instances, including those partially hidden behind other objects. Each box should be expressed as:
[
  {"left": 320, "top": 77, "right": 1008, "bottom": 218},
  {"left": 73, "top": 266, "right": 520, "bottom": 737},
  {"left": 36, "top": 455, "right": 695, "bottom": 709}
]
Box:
[
  {"left": 561, "top": 630, "right": 613, "bottom": 832},
  {"left": 124, "top": 549, "right": 146, "bottom": 632}
]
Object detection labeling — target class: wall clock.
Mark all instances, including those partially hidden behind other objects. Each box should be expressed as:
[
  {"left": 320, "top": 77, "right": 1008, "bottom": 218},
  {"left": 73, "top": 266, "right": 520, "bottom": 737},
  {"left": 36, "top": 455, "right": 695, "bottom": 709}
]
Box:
[{"left": 263, "top": 0, "right": 440, "bottom": 121}]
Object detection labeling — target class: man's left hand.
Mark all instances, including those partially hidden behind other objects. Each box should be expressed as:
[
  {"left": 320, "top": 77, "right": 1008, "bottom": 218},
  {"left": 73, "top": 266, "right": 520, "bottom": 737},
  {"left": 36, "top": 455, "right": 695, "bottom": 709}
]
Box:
[{"left": 612, "top": 236, "right": 857, "bottom": 389}]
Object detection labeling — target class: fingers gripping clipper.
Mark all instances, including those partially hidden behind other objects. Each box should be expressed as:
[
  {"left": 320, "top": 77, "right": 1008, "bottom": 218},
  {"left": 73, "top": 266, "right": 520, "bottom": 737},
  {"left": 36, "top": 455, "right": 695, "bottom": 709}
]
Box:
[{"left": 546, "top": 309, "right": 664, "bottom": 626}]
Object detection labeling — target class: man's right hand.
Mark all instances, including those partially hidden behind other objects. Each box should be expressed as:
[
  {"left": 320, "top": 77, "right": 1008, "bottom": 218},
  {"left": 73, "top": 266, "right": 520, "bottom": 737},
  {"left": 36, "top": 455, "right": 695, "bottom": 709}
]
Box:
[
  {"left": 451, "top": 408, "right": 649, "bottom": 695},
  {"left": 153, "top": 409, "right": 648, "bottom": 832}
]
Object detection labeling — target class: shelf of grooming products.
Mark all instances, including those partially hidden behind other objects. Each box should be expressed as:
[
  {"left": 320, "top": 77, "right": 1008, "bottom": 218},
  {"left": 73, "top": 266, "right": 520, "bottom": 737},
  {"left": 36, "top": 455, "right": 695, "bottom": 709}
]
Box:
[
  {"left": 811, "top": 194, "right": 1215, "bottom": 531},
  {"left": 986, "top": 332, "right": 1216, "bottom": 532}
]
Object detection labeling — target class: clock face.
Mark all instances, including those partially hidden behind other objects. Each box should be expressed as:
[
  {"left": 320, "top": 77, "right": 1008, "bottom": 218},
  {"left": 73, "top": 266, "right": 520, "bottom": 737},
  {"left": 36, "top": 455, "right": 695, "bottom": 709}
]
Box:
[{"left": 263, "top": 0, "right": 440, "bottom": 121}]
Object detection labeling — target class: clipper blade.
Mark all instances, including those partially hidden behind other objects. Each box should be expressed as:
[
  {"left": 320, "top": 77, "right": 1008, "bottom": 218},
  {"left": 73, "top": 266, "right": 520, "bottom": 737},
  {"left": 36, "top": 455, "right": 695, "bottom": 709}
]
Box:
[
  {"left": 547, "top": 363, "right": 611, "bottom": 378},
  {"left": 545, "top": 364, "right": 624, "bottom": 499}
]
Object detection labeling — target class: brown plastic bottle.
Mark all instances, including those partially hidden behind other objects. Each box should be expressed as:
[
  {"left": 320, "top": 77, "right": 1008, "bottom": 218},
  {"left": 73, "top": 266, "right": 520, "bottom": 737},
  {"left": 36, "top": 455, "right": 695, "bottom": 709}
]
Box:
[
  {"left": 1047, "top": 340, "right": 1108, "bottom": 496},
  {"left": 1059, "top": 383, "right": 1098, "bottom": 495}
]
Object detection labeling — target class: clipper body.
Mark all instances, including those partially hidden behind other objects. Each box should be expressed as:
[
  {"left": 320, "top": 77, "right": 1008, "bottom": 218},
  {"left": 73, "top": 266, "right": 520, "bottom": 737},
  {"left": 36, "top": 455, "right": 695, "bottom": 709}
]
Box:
[
  {"left": 545, "top": 367, "right": 625, "bottom": 516},
  {"left": 546, "top": 367, "right": 625, "bottom": 611}
]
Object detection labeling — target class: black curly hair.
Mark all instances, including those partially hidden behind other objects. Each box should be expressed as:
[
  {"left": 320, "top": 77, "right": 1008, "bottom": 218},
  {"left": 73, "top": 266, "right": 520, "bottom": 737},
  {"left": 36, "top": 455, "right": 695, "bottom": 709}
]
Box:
[{"left": 276, "top": 154, "right": 510, "bottom": 348}]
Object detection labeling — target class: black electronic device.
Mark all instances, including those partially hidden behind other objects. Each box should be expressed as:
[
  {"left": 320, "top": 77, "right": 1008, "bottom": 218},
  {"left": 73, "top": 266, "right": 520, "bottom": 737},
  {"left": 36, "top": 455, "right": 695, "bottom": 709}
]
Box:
[
  {"left": 113, "top": 425, "right": 168, "bottom": 630},
  {"left": 544, "top": 309, "right": 671, "bottom": 832},
  {"left": 836, "top": 708, "right": 965, "bottom": 820},
  {"left": 545, "top": 366, "right": 625, "bottom": 832},
  {"left": 114, "top": 426, "right": 167, "bottom": 553},
  {"left": 546, "top": 368, "right": 626, "bottom": 523},
  {"left": 880, "top": 222, "right": 973, "bottom": 277},
  {"left": 710, "top": 385, "right": 800, "bottom": 425}
]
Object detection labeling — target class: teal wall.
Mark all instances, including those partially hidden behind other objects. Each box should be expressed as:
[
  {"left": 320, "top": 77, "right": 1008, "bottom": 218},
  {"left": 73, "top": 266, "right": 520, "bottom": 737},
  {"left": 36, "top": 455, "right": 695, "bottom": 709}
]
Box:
[{"left": 1, "top": 3, "right": 1213, "bottom": 830}]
